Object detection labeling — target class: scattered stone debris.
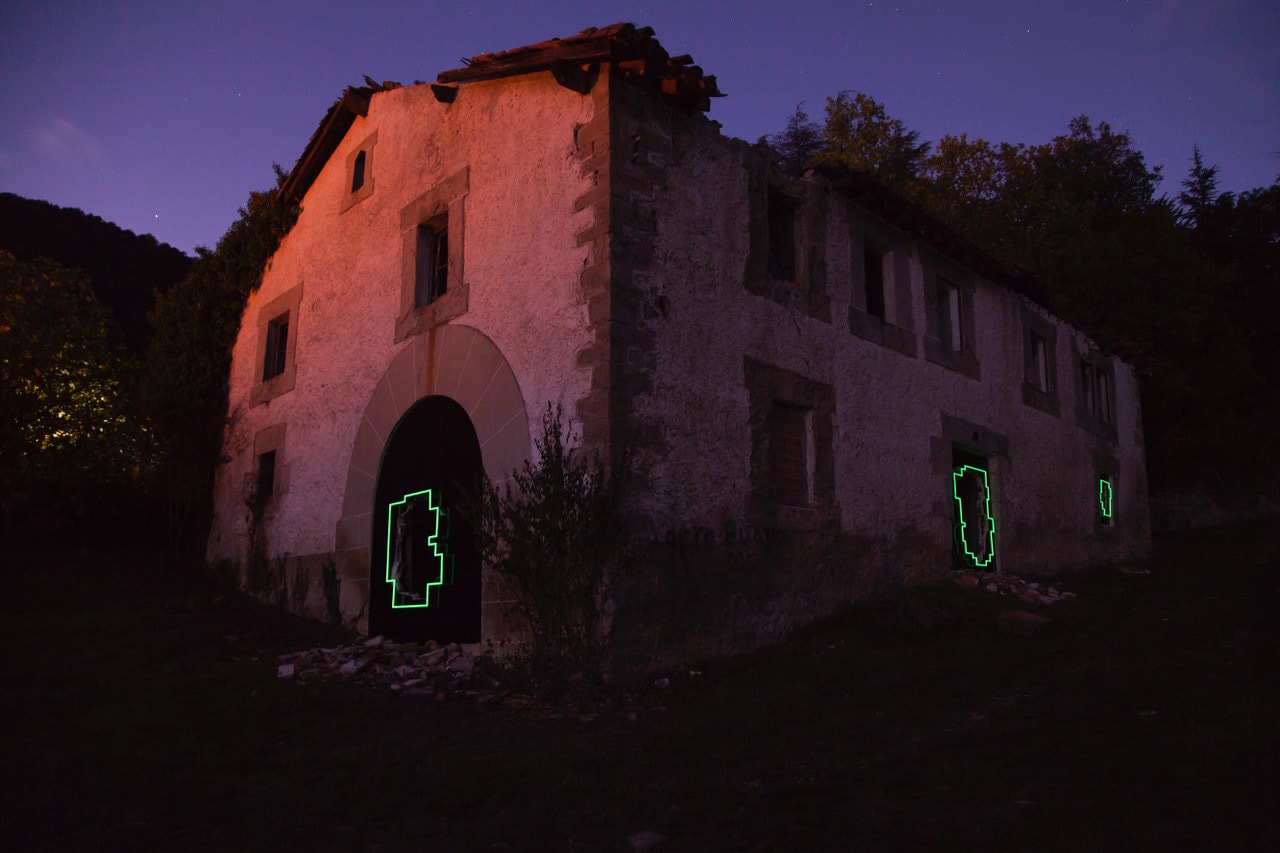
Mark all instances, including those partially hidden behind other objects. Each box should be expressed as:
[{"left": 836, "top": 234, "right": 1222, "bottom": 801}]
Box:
[
  {"left": 951, "top": 570, "right": 1077, "bottom": 605},
  {"left": 270, "top": 636, "right": 659, "bottom": 719}
]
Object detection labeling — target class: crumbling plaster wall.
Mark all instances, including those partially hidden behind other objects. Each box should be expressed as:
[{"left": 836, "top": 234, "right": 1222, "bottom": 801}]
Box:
[
  {"left": 609, "top": 93, "right": 1149, "bottom": 660},
  {"left": 208, "top": 72, "right": 602, "bottom": 629}
]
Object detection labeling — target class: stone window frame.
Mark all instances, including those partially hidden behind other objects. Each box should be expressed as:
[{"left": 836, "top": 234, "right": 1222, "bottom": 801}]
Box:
[
  {"left": 921, "top": 250, "right": 980, "bottom": 380},
  {"left": 1020, "top": 304, "right": 1060, "bottom": 417},
  {"left": 339, "top": 131, "right": 377, "bottom": 213},
  {"left": 847, "top": 214, "right": 917, "bottom": 358},
  {"left": 745, "top": 357, "right": 838, "bottom": 532},
  {"left": 245, "top": 422, "right": 288, "bottom": 506},
  {"left": 744, "top": 163, "right": 830, "bottom": 322},
  {"left": 250, "top": 284, "right": 302, "bottom": 406},
  {"left": 1077, "top": 349, "right": 1118, "bottom": 439},
  {"left": 396, "top": 167, "right": 469, "bottom": 342}
]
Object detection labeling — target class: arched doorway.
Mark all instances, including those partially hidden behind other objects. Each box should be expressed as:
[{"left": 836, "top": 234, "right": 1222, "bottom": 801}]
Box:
[{"left": 370, "top": 395, "right": 483, "bottom": 642}]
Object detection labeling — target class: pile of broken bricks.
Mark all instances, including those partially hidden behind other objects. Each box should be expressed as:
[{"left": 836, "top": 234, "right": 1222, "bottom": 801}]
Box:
[{"left": 951, "top": 569, "right": 1077, "bottom": 605}]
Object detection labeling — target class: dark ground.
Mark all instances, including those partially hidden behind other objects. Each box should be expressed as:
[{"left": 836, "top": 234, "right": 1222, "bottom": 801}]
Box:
[{"left": 2, "top": 521, "right": 1277, "bottom": 851}]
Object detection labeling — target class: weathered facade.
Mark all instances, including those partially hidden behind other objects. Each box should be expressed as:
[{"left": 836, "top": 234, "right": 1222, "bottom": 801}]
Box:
[{"left": 207, "top": 24, "right": 1150, "bottom": 664}]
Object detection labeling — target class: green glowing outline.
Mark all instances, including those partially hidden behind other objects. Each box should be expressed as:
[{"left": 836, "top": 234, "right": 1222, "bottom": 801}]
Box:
[
  {"left": 1099, "top": 477, "right": 1114, "bottom": 520},
  {"left": 952, "top": 465, "right": 996, "bottom": 568},
  {"left": 385, "top": 488, "right": 454, "bottom": 609}
]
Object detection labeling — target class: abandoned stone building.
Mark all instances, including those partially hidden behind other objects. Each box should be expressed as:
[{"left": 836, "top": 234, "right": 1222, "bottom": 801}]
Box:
[{"left": 206, "top": 23, "right": 1151, "bottom": 664}]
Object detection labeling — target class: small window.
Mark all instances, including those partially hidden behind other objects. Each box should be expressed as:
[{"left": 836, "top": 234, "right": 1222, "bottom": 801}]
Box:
[
  {"left": 769, "top": 402, "right": 812, "bottom": 508},
  {"left": 864, "top": 246, "right": 886, "bottom": 320},
  {"left": 256, "top": 450, "right": 277, "bottom": 499},
  {"left": 936, "top": 277, "right": 965, "bottom": 352},
  {"left": 351, "top": 150, "right": 367, "bottom": 193},
  {"left": 767, "top": 187, "right": 796, "bottom": 281},
  {"left": 262, "top": 314, "right": 289, "bottom": 381},
  {"left": 1030, "top": 333, "right": 1050, "bottom": 392},
  {"left": 414, "top": 216, "right": 449, "bottom": 308}
]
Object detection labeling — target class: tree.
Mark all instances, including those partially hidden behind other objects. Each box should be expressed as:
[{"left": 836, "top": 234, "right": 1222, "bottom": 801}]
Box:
[
  {"left": 142, "top": 175, "right": 298, "bottom": 554},
  {"left": 813, "top": 91, "right": 930, "bottom": 187},
  {"left": 0, "top": 251, "right": 153, "bottom": 542},
  {"left": 760, "top": 102, "right": 824, "bottom": 174},
  {"left": 469, "top": 405, "right": 629, "bottom": 667}
]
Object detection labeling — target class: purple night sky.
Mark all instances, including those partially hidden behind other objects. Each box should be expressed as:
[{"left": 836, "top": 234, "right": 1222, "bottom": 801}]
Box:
[{"left": 2, "top": 1, "right": 1276, "bottom": 256}]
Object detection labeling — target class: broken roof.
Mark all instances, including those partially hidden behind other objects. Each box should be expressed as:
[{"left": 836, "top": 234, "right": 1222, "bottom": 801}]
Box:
[{"left": 279, "top": 23, "right": 722, "bottom": 206}]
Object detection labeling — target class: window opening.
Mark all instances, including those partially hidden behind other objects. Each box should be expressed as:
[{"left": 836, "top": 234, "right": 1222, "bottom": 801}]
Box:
[
  {"left": 414, "top": 217, "right": 449, "bottom": 307},
  {"left": 385, "top": 488, "right": 454, "bottom": 608},
  {"left": 256, "top": 450, "right": 276, "bottom": 499},
  {"left": 767, "top": 188, "right": 796, "bottom": 281},
  {"left": 864, "top": 247, "right": 886, "bottom": 320},
  {"left": 262, "top": 314, "right": 289, "bottom": 381},
  {"left": 769, "top": 402, "right": 811, "bottom": 508},
  {"left": 1030, "top": 333, "right": 1050, "bottom": 392},
  {"left": 1099, "top": 477, "right": 1114, "bottom": 525},
  {"left": 936, "top": 277, "right": 965, "bottom": 351},
  {"left": 351, "top": 150, "right": 366, "bottom": 193}
]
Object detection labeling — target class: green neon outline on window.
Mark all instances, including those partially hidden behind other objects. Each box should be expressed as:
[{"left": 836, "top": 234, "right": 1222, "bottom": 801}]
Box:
[
  {"left": 952, "top": 465, "right": 996, "bottom": 568},
  {"left": 385, "top": 488, "right": 454, "bottom": 609},
  {"left": 1099, "top": 477, "right": 1114, "bottom": 520}
]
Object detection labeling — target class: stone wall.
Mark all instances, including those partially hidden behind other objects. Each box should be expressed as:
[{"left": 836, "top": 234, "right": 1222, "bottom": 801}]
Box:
[
  {"left": 606, "top": 91, "right": 1151, "bottom": 664},
  {"left": 208, "top": 71, "right": 604, "bottom": 637}
]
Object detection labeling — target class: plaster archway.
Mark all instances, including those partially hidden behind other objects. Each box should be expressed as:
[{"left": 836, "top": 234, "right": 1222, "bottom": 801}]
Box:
[{"left": 334, "top": 325, "right": 530, "bottom": 639}]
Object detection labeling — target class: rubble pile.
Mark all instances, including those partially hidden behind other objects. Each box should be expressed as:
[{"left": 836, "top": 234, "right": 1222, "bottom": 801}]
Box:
[
  {"left": 951, "top": 569, "right": 1077, "bottom": 605},
  {"left": 271, "top": 634, "right": 658, "bottom": 719},
  {"left": 274, "top": 634, "right": 483, "bottom": 696}
]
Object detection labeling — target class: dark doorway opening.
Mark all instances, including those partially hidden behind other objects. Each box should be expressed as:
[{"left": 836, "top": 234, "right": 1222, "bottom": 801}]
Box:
[
  {"left": 951, "top": 448, "right": 996, "bottom": 571},
  {"left": 370, "top": 395, "right": 483, "bottom": 642}
]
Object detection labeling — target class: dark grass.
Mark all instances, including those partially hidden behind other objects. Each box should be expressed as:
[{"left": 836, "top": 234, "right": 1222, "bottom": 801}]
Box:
[{"left": 2, "top": 522, "right": 1277, "bottom": 850}]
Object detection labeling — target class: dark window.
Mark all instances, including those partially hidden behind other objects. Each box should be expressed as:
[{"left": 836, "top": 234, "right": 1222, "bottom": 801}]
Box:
[
  {"left": 769, "top": 402, "right": 811, "bottom": 508},
  {"left": 414, "top": 217, "right": 449, "bottom": 307},
  {"left": 864, "top": 246, "right": 886, "bottom": 320},
  {"left": 1029, "top": 333, "right": 1050, "bottom": 392},
  {"left": 257, "top": 450, "right": 276, "bottom": 499},
  {"left": 1080, "top": 358, "right": 1114, "bottom": 426},
  {"left": 262, "top": 314, "right": 289, "bottom": 381},
  {"left": 936, "top": 277, "right": 964, "bottom": 351},
  {"left": 351, "top": 150, "right": 367, "bottom": 193},
  {"left": 767, "top": 187, "right": 796, "bottom": 281}
]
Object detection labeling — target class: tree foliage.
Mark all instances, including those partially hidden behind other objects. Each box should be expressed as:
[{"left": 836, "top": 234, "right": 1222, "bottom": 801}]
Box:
[
  {"left": 765, "top": 97, "right": 1280, "bottom": 497},
  {"left": 0, "top": 193, "right": 191, "bottom": 354},
  {"left": 813, "top": 91, "right": 931, "bottom": 186},
  {"left": 141, "top": 175, "right": 298, "bottom": 553},
  {"left": 469, "top": 405, "right": 630, "bottom": 667},
  {"left": 0, "top": 251, "right": 153, "bottom": 538},
  {"left": 760, "top": 103, "right": 825, "bottom": 174}
]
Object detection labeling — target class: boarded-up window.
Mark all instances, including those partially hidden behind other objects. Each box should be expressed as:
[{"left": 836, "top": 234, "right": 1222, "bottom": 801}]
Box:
[{"left": 769, "top": 402, "right": 811, "bottom": 507}]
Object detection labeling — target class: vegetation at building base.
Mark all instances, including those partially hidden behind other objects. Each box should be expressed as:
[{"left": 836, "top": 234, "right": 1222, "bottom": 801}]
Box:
[
  {"left": 469, "top": 404, "right": 631, "bottom": 670},
  {"left": 763, "top": 97, "right": 1280, "bottom": 503}
]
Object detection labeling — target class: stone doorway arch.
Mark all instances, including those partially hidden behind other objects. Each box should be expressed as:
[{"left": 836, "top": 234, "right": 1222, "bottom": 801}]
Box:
[{"left": 333, "top": 325, "right": 530, "bottom": 641}]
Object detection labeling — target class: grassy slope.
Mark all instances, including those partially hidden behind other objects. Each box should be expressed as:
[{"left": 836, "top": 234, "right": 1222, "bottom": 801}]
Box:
[{"left": 2, "top": 523, "right": 1277, "bottom": 850}]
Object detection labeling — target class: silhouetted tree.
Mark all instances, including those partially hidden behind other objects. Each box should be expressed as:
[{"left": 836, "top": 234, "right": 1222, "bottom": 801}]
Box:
[
  {"left": 760, "top": 103, "right": 825, "bottom": 174},
  {"left": 142, "top": 172, "right": 298, "bottom": 555}
]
